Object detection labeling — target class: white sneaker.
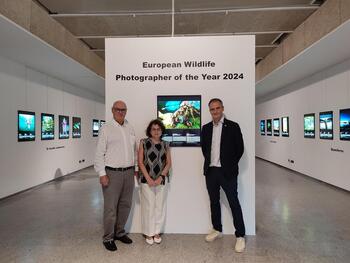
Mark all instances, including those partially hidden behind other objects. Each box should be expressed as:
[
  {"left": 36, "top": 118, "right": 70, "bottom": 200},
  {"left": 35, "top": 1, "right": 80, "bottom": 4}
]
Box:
[
  {"left": 154, "top": 235, "right": 162, "bottom": 244},
  {"left": 145, "top": 237, "right": 154, "bottom": 245},
  {"left": 205, "top": 229, "right": 223, "bottom": 242},
  {"left": 235, "top": 237, "right": 245, "bottom": 253}
]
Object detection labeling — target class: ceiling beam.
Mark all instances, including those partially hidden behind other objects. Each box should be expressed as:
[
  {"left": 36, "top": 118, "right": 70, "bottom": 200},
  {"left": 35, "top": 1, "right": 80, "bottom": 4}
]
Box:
[
  {"left": 90, "top": 44, "right": 278, "bottom": 52},
  {"left": 0, "top": 0, "right": 105, "bottom": 78},
  {"left": 256, "top": 0, "right": 347, "bottom": 82},
  {"left": 50, "top": 5, "right": 319, "bottom": 17},
  {"left": 76, "top": 31, "right": 293, "bottom": 39}
]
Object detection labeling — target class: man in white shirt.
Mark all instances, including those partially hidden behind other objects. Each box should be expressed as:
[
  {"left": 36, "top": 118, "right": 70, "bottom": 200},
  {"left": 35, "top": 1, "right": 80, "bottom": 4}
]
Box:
[{"left": 94, "top": 100, "right": 137, "bottom": 252}]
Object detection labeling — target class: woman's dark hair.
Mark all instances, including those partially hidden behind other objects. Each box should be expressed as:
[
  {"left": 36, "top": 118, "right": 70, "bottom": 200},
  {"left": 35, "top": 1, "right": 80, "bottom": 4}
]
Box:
[{"left": 146, "top": 119, "right": 166, "bottom": 138}]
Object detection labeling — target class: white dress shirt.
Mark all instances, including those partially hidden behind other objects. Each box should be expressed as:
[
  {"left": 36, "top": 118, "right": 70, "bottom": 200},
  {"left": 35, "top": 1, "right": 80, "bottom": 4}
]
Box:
[
  {"left": 210, "top": 116, "right": 224, "bottom": 167},
  {"left": 94, "top": 119, "right": 137, "bottom": 177}
]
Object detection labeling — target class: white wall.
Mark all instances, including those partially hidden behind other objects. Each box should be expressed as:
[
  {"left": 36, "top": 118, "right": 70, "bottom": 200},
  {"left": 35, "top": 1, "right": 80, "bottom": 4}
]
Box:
[
  {"left": 106, "top": 36, "right": 256, "bottom": 235},
  {"left": 0, "top": 55, "right": 105, "bottom": 198},
  {"left": 256, "top": 58, "right": 350, "bottom": 191}
]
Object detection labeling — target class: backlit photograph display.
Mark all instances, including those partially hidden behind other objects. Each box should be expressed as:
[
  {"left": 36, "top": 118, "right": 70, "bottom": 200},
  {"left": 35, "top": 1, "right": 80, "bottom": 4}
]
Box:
[
  {"left": 59, "top": 115, "right": 70, "bottom": 139},
  {"left": 18, "top": 111, "right": 35, "bottom": 142},
  {"left": 266, "top": 119, "right": 272, "bottom": 136},
  {"left": 304, "top": 114, "right": 315, "bottom": 138},
  {"left": 72, "top": 117, "right": 81, "bottom": 138},
  {"left": 260, "top": 120, "right": 265, "bottom": 135},
  {"left": 319, "top": 111, "right": 333, "bottom": 140},
  {"left": 340, "top": 108, "right": 350, "bottom": 141},
  {"left": 157, "top": 95, "right": 201, "bottom": 147},
  {"left": 273, "top": 118, "right": 280, "bottom": 136},
  {"left": 41, "top": 113, "right": 54, "bottom": 140},
  {"left": 281, "top": 117, "right": 289, "bottom": 137},
  {"left": 93, "top": 119, "right": 99, "bottom": 137}
]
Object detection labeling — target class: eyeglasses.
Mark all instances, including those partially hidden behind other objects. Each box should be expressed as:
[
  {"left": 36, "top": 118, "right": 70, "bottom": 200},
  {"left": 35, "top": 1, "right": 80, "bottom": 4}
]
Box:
[{"left": 113, "top": 107, "right": 127, "bottom": 113}]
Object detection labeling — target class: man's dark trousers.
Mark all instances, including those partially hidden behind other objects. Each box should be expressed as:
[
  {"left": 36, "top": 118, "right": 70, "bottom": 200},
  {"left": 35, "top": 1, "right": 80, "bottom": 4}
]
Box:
[{"left": 205, "top": 166, "right": 245, "bottom": 237}]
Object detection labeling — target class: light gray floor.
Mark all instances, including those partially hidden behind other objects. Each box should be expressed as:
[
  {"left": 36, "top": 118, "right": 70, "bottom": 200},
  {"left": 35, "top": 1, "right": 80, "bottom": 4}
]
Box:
[{"left": 0, "top": 158, "right": 349, "bottom": 263}]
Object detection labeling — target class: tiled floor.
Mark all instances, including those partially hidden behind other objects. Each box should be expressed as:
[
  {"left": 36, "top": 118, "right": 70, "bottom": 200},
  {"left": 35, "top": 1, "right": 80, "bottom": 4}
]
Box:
[{"left": 0, "top": 158, "right": 349, "bottom": 262}]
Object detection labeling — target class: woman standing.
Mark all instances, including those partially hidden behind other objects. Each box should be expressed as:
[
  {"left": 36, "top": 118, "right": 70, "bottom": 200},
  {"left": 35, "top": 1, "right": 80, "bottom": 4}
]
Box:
[{"left": 138, "top": 119, "right": 172, "bottom": 245}]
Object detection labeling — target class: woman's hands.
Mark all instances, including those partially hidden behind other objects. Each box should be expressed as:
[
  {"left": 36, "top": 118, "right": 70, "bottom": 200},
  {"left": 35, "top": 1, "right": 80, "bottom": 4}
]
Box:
[
  {"left": 146, "top": 176, "right": 163, "bottom": 186},
  {"left": 154, "top": 176, "right": 163, "bottom": 186},
  {"left": 146, "top": 176, "right": 156, "bottom": 187}
]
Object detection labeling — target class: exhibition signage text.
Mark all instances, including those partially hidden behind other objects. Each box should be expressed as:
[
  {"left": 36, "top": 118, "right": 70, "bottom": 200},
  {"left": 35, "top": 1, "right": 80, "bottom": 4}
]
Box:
[{"left": 115, "top": 60, "right": 245, "bottom": 83}]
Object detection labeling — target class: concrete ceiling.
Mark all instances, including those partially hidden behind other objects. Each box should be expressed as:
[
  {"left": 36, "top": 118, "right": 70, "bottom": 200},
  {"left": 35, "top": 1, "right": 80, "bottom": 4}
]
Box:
[
  {"left": 0, "top": 15, "right": 104, "bottom": 101},
  {"left": 36, "top": 0, "right": 325, "bottom": 63},
  {"left": 256, "top": 19, "right": 350, "bottom": 101}
]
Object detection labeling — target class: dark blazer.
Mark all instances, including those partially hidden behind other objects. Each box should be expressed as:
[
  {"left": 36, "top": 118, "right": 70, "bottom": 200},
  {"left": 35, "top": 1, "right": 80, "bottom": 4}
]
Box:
[{"left": 201, "top": 118, "right": 244, "bottom": 177}]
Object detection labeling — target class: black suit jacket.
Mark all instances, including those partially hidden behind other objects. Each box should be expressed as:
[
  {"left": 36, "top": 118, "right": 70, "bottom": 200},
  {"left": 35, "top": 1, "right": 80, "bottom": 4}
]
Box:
[{"left": 201, "top": 118, "right": 244, "bottom": 177}]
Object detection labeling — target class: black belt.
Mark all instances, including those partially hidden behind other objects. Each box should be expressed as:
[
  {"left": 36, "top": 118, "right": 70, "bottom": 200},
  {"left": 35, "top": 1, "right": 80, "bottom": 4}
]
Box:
[{"left": 106, "top": 166, "right": 134, "bottom": 172}]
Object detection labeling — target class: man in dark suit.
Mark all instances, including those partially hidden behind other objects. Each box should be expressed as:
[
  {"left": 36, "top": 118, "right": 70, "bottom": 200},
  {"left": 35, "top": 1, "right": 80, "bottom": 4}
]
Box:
[{"left": 201, "top": 98, "right": 246, "bottom": 253}]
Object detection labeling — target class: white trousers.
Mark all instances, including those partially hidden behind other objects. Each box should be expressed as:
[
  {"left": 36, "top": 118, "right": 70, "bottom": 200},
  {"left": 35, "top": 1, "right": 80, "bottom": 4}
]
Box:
[{"left": 140, "top": 183, "right": 168, "bottom": 236}]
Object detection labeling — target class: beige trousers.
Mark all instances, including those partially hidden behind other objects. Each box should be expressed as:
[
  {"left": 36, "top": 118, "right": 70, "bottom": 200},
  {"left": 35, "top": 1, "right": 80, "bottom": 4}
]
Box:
[{"left": 140, "top": 182, "right": 168, "bottom": 236}]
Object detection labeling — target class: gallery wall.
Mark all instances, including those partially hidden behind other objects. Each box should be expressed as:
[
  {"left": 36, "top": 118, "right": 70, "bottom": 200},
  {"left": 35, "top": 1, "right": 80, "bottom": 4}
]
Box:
[
  {"left": 0, "top": 55, "right": 105, "bottom": 199},
  {"left": 256, "top": 58, "right": 350, "bottom": 191},
  {"left": 105, "top": 36, "right": 256, "bottom": 235}
]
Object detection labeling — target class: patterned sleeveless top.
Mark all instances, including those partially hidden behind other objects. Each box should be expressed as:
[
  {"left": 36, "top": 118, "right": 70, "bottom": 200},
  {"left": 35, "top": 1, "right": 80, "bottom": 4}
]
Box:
[{"left": 140, "top": 138, "right": 169, "bottom": 184}]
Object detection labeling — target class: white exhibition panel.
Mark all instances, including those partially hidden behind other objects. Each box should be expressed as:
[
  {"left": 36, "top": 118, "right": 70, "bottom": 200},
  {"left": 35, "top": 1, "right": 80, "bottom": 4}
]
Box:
[
  {"left": 256, "top": 58, "right": 350, "bottom": 191},
  {"left": 105, "top": 36, "right": 255, "bottom": 235},
  {"left": 0, "top": 55, "right": 105, "bottom": 199}
]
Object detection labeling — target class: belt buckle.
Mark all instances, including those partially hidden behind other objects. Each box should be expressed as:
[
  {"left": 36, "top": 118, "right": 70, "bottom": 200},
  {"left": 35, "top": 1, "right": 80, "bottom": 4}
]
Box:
[{"left": 118, "top": 167, "right": 128, "bottom": 171}]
